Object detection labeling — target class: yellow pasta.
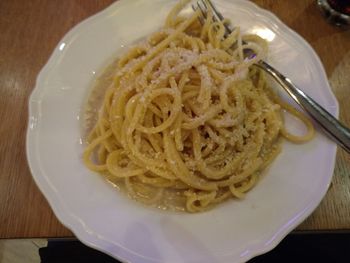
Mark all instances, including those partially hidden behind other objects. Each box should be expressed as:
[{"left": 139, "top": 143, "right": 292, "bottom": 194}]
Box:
[{"left": 83, "top": 0, "right": 314, "bottom": 212}]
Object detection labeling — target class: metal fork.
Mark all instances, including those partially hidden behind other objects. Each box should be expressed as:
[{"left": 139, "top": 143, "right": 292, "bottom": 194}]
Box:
[{"left": 192, "top": 0, "right": 350, "bottom": 153}]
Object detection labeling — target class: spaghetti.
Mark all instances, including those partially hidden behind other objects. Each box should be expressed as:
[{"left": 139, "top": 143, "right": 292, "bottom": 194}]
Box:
[{"left": 83, "top": 0, "right": 314, "bottom": 212}]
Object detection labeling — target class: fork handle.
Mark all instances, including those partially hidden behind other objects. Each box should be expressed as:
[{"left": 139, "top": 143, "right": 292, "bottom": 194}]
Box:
[{"left": 256, "top": 60, "right": 350, "bottom": 153}]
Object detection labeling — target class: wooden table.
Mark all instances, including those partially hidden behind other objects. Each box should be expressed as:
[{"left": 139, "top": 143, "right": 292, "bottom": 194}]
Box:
[{"left": 0, "top": 0, "right": 349, "bottom": 239}]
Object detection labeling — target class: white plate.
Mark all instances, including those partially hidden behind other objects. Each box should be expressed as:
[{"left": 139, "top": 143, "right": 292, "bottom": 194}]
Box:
[{"left": 27, "top": 0, "right": 338, "bottom": 262}]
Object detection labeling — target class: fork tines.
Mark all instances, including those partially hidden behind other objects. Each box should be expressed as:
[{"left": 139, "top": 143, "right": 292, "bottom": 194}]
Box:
[{"left": 192, "top": 0, "right": 233, "bottom": 35}]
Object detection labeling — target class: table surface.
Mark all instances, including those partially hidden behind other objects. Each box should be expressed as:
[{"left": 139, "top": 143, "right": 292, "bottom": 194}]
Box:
[{"left": 0, "top": 0, "right": 349, "bottom": 238}]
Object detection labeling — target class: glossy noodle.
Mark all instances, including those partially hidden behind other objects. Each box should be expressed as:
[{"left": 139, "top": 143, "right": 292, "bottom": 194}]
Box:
[{"left": 83, "top": 0, "right": 314, "bottom": 212}]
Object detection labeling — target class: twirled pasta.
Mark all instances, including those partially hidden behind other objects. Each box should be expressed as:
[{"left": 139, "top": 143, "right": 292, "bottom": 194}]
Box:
[{"left": 83, "top": 0, "right": 314, "bottom": 212}]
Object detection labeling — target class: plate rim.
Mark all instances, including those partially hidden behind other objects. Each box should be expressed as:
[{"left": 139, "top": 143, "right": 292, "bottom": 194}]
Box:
[{"left": 26, "top": 0, "right": 339, "bottom": 262}]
